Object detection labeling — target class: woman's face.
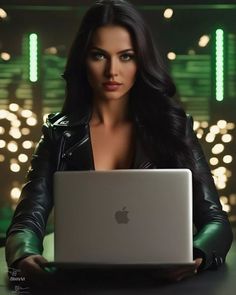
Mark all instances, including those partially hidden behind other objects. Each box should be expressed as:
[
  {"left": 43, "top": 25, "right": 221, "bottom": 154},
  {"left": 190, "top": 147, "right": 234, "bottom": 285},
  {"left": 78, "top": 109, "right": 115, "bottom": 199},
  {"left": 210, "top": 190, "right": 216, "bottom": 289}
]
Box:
[{"left": 86, "top": 25, "right": 138, "bottom": 102}]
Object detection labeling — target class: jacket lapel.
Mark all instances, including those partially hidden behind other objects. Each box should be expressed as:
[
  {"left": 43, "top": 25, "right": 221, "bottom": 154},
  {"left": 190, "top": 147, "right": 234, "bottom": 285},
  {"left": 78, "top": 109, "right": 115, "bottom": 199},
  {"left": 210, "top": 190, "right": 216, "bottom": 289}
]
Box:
[
  {"left": 54, "top": 110, "right": 154, "bottom": 171},
  {"left": 60, "top": 125, "right": 95, "bottom": 171}
]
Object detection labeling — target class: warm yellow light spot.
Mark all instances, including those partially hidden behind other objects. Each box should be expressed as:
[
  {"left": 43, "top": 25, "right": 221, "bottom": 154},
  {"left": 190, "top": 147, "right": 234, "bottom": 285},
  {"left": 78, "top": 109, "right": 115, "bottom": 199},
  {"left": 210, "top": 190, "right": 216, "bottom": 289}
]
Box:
[
  {"left": 6, "top": 112, "right": 17, "bottom": 122},
  {"left": 0, "top": 8, "right": 7, "bottom": 19},
  {"left": 220, "top": 196, "right": 228, "bottom": 204},
  {"left": 212, "top": 144, "right": 224, "bottom": 154},
  {"left": 220, "top": 128, "right": 227, "bottom": 134},
  {"left": 26, "top": 117, "right": 37, "bottom": 126},
  {"left": 213, "top": 166, "right": 226, "bottom": 176},
  {"left": 201, "top": 121, "right": 209, "bottom": 128},
  {"left": 0, "top": 154, "right": 5, "bottom": 162},
  {"left": 0, "top": 110, "right": 9, "bottom": 119},
  {"left": 9, "top": 103, "right": 19, "bottom": 112},
  {"left": 163, "top": 8, "right": 174, "bottom": 19},
  {"left": 206, "top": 133, "right": 215, "bottom": 143},
  {"left": 11, "top": 120, "right": 21, "bottom": 128},
  {"left": 10, "top": 163, "right": 20, "bottom": 172},
  {"left": 21, "top": 110, "right": 33, "bottom": 118},
  {"left": 212, "top": 175, "right": 217, "bottom": 184},
  {"left": 217, "top": 182, "right": 226, "bottom": 190},
  {"left": 222, "top": 134, "right": 232, "bottom": 143},
  {"left": 226, "top": 123, "right": 235, "bottom": 130},
  {"left": 7, "top": 141, "right": 18, "bottom": 152},
  {"left": 198, "top": 128, "right": 204, "bottom": 135},
  {"left": 167, "top": 52, "right": 176, "bottom": 60},
  {"left": 209, "top": 157, "right": 219, "bottom": 165},
  {"left": 22, "top": 140, "right": 33, "bottom": 149},
  {"left": 193, "top": 121, "right": 200, "bottom": 130},
  {"left": 217, "top": 120, "right": 227, "bottom": 129},
  {"left": 18, "top": 154, "right": 28, "bottom": 163},
  {"left": 45, "top": 47, "right": 58, "bottom": 54},
  {"left": 198, "top": 35, "right": 210, "bottom": 47},
  {"left": 21, "top": 128, "right": 30, "bottom": 135},
  {"left": 9, "top": 127, "right": 22, "bottom": 139},
  {"left": 197, "top": 129, "right": 204, "bottom": 138},
  {"left": 0, "top": 140, "right": 6, "bottom": 148},
  {"left": 222, "top": 204, "right": 230, "bottom": 212},
  {"left": 223, "top": 155, "right": 232, "bottom": 164},
  {"left": 43, "top": 113, "right": 50, "bottom": 123},
  {"left": 10, "top": 187, "right": 21, "bottom": 200},
  {"left": 0, "top": 127, "right": 5, "bottom": 134},
  {"left": 1, "top": 52, "right": 11, "bottom": 61},
  {"left": 210, "top": 125, "right": 220, "bottom": 134},
  {"left": 220, "top": 174, "right": 227, "bottom": 182}
]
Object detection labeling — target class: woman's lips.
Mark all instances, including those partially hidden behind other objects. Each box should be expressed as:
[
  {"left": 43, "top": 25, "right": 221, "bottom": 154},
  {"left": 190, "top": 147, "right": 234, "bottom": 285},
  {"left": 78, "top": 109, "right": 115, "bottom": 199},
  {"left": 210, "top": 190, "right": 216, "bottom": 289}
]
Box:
[{"left": 102, "top": 83, "right": 122, "bottom": 91}]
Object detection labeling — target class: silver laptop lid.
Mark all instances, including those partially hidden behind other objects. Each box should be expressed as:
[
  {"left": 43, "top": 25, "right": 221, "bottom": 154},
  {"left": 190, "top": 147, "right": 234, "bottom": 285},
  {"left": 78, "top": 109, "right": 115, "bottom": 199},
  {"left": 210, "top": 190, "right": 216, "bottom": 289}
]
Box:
[{"left": 53, "top": 169, "right": 193, "bottom": 264}]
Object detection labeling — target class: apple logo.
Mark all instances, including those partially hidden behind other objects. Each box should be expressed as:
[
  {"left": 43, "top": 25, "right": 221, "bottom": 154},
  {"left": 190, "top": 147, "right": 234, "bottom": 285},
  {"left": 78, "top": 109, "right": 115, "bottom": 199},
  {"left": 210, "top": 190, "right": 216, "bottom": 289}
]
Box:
[{"left": 115, "top": 207, "right": 130, "bottom": 224}]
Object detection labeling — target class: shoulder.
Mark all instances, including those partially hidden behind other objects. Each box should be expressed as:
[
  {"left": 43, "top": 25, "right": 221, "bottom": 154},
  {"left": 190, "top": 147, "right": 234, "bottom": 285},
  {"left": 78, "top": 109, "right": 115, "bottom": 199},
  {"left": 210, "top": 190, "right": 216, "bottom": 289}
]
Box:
[
  {"left": 185, "top": 114, "right": 198, "bottom": 141},
  {"left": 186, "top": 113, "right": 193, "bottom": 126},
  {"left": 185, "top": 113, "right": 194, "bottom": 133},
  {"left": 42, "top": 112, "right": 89, "bottom": 141},
  {"left": 45, "top": 112, "right": 69, "bottom": 127},
  {"left": 41, "top": 112, "right": 69, "bottom": 141},
  {"left": 45, "top": 111, "right": 90, "bottom": 127}
]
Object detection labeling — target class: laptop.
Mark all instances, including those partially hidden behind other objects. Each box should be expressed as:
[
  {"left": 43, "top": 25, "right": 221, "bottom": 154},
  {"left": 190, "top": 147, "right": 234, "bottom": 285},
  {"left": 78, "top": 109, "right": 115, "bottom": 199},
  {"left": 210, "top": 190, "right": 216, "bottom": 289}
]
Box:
[{"left": 43, "top": 169, "right": 194, "bottom": 272}]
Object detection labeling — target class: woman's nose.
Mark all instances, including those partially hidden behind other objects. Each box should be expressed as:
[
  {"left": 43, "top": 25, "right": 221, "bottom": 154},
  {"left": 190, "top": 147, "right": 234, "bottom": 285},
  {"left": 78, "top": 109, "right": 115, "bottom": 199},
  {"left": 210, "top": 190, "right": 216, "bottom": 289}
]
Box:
[{"left": 105, "top": 57, "right": 119, "bottom": 77}]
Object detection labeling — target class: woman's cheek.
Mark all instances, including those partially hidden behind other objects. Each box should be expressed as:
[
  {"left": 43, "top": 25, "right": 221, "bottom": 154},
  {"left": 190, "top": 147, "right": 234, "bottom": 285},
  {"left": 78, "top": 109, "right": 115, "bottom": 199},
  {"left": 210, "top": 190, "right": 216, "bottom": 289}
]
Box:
[
  {"left": 126, "top": 64, "right": 137, "bottom": 81},
  {"left": 86, "top": 68, "right": 98, "bottom": 86}
]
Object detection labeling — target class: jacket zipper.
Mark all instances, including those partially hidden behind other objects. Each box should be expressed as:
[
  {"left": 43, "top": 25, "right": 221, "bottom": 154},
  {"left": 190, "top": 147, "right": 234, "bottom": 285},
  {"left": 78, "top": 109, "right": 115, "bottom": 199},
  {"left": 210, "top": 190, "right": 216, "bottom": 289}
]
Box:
[
  {"left": 57, "top": 131, "right": 69, "bottom": 170},
  {"left": 62, "top": 135, "right": 89, "bottom": 158}
]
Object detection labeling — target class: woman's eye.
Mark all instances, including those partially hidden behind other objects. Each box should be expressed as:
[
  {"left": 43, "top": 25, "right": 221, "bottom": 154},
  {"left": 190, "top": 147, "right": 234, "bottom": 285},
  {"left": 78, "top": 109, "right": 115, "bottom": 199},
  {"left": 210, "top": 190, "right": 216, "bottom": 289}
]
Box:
[
  {"left": 120, "top": 54, "right": 134, "bottom": 61},
  {"left": 89, "top": 52, "right": 135, "bottom": 61},
  {"left": 90, "top": 52, "right": 105, "bottom": 60}
]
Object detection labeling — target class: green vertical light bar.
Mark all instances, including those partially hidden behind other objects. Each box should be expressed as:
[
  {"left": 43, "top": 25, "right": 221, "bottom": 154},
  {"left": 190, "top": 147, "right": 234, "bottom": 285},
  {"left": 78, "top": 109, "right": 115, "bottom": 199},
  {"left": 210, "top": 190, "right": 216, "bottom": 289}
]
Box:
[
  {"left": 29, "top": 33, "right": 38, "bottom": 82},
  {"left": 215, "top": 29, "right": 224, "bottom": 101}
]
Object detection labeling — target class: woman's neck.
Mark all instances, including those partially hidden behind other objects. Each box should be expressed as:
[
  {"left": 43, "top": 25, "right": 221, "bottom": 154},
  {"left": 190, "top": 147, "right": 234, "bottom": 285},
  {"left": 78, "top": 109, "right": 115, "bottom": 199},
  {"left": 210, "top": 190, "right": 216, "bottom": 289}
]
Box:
[{"left": 89, "top": 96, "right": 131, "bottom": 129}]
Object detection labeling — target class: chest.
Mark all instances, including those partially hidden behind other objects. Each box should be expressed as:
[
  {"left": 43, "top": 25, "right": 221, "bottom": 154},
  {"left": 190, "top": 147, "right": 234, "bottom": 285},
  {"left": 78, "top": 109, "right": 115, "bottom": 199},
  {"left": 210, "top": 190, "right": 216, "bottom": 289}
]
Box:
[{"left": 89, "top": 124, "right": 135, "bottom": 170}]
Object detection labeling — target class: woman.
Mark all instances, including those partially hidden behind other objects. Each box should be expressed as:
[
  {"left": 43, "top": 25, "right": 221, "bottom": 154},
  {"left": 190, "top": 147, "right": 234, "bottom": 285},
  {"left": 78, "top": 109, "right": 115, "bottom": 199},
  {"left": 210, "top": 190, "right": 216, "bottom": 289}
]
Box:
[{"left": 5, "top": 0, "right": 233, "bottom": 283}]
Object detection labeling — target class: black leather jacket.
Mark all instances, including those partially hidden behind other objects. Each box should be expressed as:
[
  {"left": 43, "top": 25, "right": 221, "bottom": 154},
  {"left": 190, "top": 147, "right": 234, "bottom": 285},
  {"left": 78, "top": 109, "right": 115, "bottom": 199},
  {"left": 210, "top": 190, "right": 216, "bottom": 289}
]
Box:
[{"left": 5, "top": 112, "right": 233, "bottom": 270}]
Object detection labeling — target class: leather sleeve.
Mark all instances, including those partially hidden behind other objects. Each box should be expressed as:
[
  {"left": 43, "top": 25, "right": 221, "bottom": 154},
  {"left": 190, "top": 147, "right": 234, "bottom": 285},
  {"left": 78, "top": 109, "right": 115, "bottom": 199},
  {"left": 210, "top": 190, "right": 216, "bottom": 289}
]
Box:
[
  {"left": 186, "top": 115, "right": 233, "bottom": 270},
  {"left": 5, "top": 118, "right": 56, "bottom": 267}
]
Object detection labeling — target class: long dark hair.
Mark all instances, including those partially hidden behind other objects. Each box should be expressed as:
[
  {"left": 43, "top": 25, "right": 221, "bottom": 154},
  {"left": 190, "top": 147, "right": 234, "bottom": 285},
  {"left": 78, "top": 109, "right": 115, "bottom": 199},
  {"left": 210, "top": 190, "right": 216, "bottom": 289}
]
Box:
[{"left": 62, "top": 0, "right": 198, "bottom": 179}]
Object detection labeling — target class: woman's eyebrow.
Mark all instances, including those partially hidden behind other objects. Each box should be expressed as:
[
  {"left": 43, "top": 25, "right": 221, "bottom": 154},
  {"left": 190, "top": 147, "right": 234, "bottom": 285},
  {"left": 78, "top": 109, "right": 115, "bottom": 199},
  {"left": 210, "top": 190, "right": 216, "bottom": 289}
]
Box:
[{"left": 89, "top": 46, "right": 134, "bottom": 53}]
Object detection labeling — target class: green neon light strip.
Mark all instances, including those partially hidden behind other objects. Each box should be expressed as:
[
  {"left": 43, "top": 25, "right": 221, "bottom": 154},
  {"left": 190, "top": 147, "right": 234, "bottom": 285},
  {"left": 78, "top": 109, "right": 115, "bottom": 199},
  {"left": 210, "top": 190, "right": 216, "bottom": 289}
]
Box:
[
  {"left": 215, "top": 29, "right": 224, "bottom": 102},
  {"left": 29, "top": 33, "right": 38, "bottom": 82}
]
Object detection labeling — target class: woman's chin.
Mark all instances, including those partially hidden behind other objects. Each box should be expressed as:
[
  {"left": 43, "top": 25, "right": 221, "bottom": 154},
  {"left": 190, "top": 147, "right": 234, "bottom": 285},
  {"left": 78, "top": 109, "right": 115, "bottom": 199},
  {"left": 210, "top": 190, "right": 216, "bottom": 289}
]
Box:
[{"left": 101, "top": 92, "right": 129, "bottom": 101}]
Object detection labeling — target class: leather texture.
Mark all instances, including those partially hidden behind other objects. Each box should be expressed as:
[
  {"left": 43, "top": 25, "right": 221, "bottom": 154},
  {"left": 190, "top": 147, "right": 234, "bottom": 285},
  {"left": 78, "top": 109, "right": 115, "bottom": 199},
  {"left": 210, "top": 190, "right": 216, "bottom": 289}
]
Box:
[{"left": 5, "top": 111, "right": 233, "bottom": 270}]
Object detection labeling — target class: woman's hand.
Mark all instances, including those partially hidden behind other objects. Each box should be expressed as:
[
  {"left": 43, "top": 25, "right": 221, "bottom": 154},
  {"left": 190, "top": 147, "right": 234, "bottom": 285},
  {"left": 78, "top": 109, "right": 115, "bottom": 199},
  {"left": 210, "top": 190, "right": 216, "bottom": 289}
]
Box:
[
  {"left": 14, "top": 255, "right": 49, "bottom": 285},
  {"left": 164, "top": 258, "right": 203, "bottom": 282}
]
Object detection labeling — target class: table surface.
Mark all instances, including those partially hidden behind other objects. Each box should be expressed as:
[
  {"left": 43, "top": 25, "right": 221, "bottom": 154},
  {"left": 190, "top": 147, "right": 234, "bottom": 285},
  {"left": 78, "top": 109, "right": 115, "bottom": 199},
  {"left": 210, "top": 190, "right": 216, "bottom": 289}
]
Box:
[{"left": 1, "top": 229, "right": 235, "bottom": 295}]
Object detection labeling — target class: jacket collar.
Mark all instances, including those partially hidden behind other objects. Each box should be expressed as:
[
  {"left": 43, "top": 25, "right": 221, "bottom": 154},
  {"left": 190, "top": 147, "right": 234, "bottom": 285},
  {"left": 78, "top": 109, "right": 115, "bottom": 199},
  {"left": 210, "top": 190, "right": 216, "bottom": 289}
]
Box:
[
  {"left": 52, "top": 109, "right": 92, "bottom": 127},
  {"left": 52, "top": 106, "right": 144, "bottom": 128}
]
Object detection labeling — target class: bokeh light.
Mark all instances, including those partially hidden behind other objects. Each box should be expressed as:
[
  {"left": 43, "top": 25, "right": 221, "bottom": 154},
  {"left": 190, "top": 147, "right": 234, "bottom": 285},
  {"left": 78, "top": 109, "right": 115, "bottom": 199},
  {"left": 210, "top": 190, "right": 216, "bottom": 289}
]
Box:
[
  {"left": 10, "top": 187, "right": 21, "bottom": 200},
  {"left": 163, "top": 8, "right": 174, "bottom": 19}
]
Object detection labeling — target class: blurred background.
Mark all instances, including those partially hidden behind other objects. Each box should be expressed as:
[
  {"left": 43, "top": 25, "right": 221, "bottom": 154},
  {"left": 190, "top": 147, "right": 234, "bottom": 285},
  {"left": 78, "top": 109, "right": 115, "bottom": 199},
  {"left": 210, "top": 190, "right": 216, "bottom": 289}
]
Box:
[{"left": 0, "top": 0, "right": 235, "bottom": 245}]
